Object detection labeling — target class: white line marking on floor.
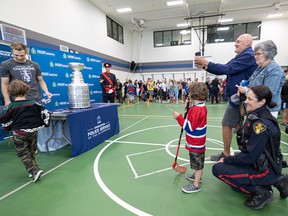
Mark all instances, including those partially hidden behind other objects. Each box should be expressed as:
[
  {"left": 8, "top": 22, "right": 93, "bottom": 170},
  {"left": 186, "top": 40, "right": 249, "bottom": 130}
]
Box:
[{"left": 0, "top": 158, "right": 74, "bottom": 201}]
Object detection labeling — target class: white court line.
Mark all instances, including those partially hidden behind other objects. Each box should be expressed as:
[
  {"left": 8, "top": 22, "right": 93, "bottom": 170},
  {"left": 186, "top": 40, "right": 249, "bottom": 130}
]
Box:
[{"left": 0, "top": 158, "right": 74, "bottom": 201}]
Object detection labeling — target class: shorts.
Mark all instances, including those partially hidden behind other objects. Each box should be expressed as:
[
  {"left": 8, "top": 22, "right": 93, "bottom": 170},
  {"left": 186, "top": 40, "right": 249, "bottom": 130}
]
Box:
[
  {"left": 189, "top": 151, "right": 205, "bottom": 170},
  {"left": 221, "top": 104, "right": 242, "bottom": 128}
]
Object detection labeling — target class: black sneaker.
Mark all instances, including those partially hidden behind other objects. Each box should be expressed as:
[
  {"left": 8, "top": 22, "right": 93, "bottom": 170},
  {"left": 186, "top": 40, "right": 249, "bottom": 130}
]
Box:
[
  {"left": 210, "top": 152, "right": 227, "bottom": 161},
  {"left": 244, "top": 186, "right": 273, "bottom": 210},
  {"left": 274, "top": 174, "right": 288, "bottom": 199},
  {"left": 32, "top": 170, "right": 44, "bottom": 182}
]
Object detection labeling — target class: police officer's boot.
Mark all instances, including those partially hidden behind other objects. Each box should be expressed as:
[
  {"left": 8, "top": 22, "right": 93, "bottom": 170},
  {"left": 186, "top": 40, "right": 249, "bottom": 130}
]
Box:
[
  {"left": 244, "top": 186, "right": 273, "bottom": 210},
  {"left": 274, "top": 174, "right": 288, "bottom": 199}
]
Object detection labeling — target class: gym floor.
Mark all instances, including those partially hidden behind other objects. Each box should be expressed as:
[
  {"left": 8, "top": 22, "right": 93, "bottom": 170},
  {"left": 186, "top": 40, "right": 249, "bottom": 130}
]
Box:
[{"left": 0, "top": 101, "right": 287, "bottom": 216}]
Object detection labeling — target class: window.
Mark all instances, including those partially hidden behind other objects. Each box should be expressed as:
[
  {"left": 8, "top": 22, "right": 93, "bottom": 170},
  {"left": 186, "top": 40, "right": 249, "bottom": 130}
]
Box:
[
  {"left": 106, "top": 16, "right": 124, "bottom": 44},
  {"left": 207, "top": 21, "right": 261, "bottom": 44},
  {"left": 153, "top": 29, "right": 191, "bottom": 47}
]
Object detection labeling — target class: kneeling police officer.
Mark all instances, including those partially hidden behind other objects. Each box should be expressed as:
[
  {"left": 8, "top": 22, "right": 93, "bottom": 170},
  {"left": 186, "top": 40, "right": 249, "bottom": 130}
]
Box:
[{"left": 212, "top": 85, "right": 288, "bottom": 210}]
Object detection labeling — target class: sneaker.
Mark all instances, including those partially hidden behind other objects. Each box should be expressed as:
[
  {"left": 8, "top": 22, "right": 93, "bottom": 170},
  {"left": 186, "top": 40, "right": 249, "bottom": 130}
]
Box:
[
  {"left": 185, "top": 173, "right": 202, "bottom": 183},
  {"left": 210, "top": 152, "right": 227, "bottom": 161},
  {"left": 182, "top": 184, "right": 201, "bottom": 193},
  {"left": 28, "top": 173, "right": 33, "bottom": 178},
  {"left": 32, "top": 170, "right": 44, "bottom": 182}
]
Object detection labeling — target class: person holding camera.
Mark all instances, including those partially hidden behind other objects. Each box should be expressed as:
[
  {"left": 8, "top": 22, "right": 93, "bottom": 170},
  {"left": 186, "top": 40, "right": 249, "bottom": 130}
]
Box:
[
  {"left": 194, "top": 34, "right": 257, "bottom": 161},
  {"left": 212, "top": 85, "right": 288, "bottom": 210}
]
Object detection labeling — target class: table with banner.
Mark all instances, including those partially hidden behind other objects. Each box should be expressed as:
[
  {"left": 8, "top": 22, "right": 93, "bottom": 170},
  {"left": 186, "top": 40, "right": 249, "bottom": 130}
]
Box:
[{"left": 37, "top": 103, "right": 119, "bottom": 157}]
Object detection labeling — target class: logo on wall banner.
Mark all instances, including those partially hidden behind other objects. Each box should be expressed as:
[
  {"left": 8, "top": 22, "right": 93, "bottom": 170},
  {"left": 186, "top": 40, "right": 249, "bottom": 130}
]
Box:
[
  {"left": 21, "top": 70, "right": 32, "bottom": 83},
  {"left": 52, "top": 82, "right": 57, "bottom": 88},
  {"left": 49, "top": 61, "right": 54, "bottom": 67},
  {"left": 65, "top": 73, "right": 70, "bottom": 78},
  {"left": 63, "top": 53, "right": 67, "bottom": 59},
  {"left": 86, "top": 57, "right": 90, "bottom": 62},
  {"left": 30, "top": 48, "right": 36, "bottom": 54}
]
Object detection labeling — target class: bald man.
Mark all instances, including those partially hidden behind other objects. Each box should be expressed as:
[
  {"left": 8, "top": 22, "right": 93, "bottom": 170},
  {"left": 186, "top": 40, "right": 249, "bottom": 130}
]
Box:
[{"left": 194, "top": 34, "right": 257, "bottom": 161}]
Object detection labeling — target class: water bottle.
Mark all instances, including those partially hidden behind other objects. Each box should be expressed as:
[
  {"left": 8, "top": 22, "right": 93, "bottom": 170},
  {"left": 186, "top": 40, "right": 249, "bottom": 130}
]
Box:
[{"left": 240, "top": 80, "right": 248, "bottom": 87}]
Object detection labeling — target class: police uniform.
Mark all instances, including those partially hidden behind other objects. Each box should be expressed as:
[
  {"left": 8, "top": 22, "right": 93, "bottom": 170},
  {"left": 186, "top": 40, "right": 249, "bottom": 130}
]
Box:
[
  {"left": 100, "top": 63, "right": 117, "bottom": 103},
  {"left": 212, "top": 106, "right": 282, "bottom": 200}
]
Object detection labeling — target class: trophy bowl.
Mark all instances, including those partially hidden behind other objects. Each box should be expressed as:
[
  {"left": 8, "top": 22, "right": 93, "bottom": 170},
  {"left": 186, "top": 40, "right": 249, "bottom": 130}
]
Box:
[{"left": 69, "top": 62, "right": 84, "bottom": 71}]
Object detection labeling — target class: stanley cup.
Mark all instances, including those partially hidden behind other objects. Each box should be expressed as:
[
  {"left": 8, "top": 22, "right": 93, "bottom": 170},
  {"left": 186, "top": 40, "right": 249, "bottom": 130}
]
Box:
[{"left": 68, "top": 62, "right": 90, "bottom": 108}]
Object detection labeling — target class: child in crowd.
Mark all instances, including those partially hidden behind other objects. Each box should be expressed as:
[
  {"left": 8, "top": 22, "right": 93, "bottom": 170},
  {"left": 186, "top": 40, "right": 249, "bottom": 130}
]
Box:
[
  {"left": 126, "top": 79, "right": 136, "bottom": 103},
  {"left": 0, "top": 80, "right": 51, "bottom": 182},
  {"left": 173, "top": 82, "right": 208, "bottom": 193},
  {"left": 168, "top": 85, "right": 175, "bottom": 103}
]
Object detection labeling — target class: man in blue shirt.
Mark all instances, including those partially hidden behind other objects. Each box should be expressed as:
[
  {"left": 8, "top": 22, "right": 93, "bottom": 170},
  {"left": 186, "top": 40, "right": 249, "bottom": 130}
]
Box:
[{"left": 194, "top": 34, "right": 258, "bottom": 161}]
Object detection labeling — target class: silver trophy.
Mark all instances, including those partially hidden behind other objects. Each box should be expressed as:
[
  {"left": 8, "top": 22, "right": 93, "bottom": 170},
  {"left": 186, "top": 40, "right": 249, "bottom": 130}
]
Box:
[{"left": 68, "top": 62, "right": 90, "bottom": 108}]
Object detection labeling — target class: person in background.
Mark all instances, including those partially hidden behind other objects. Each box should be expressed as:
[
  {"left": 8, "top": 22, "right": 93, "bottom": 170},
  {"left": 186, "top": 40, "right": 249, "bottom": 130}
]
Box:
[
  {"left": 281, "top": 70, "right": 288, "bottom": 125},
  {"left": 126, "top": 79, "right": 136, "bottom": 103},
  {"left": 238, "top": 40, "right": 285, "bottom": 118},
  {"left": 115, "top": 79, "right": 123, "bottom": 104},
  {"left": 0, "top": 42, "right": 52, "bottom": 106},
  {"left": 100, "top": 62, "right": 117, "bottom": 103},
  {"left": 194, "top": 34, "right": 257, "bottom": 161},
  {"left": 0, "top": 80, "right": 51, "bottom": 182},
  {"left": 212, "top": 85, "right": 288, "bottom": 210},
  {"left": 173, "top": 82, "right": 208, "bottom": 193},
  {"left": 211, "top": 76, "right": 220, "bottom": 104}
]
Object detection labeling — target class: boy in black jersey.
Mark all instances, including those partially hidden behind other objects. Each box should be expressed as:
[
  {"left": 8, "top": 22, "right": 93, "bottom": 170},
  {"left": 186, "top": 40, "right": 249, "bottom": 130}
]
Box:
[{"left": 0, "top": 80, "right": 50, "bottom": 182}]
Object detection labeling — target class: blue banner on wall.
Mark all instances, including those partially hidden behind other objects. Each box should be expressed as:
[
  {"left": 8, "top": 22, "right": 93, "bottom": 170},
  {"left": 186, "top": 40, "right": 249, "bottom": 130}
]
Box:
[
  {"left": 0, "top": 43, "right": 12, "bottom": 105},
  {"left": 30, "top": 46, "right": 102, "bottom": 110}
]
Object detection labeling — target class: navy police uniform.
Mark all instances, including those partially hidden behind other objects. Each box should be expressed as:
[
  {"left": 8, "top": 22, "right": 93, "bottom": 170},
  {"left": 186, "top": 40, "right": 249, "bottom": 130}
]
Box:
[
  {"left": 100, "top": 63, "right": 117, "bottom": 103},
  {"left": 212, "top": 106, "right": 282, "bottom": 194}
]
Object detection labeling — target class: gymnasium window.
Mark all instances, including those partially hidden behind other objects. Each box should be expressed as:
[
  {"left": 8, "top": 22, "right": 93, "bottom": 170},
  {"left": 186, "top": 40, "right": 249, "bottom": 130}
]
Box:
[
  {"left": 106, "top": 16, "right": 124, "bottom": 44},
  {"left": 207, "top": 21, "right": 261, "bottom": 43},
  {"left": 153, "top": 29, "right": 191, "bottom": 47}
]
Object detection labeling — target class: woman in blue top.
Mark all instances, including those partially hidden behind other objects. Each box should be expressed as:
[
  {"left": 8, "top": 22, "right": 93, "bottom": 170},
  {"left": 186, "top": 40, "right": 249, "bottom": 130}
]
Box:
[{"left": 239, "top": 40, "right": 285, "bottom": 118}]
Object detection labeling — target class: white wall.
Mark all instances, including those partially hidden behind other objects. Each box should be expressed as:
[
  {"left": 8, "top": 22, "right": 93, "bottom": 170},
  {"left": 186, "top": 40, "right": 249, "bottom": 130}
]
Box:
[{"left": 0, "top": 0, "right": 133, "bottom": 62}]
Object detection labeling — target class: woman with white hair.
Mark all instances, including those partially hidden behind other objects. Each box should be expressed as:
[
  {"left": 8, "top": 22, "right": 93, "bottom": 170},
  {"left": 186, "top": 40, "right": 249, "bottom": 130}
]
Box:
[{"left": 238, "top": 40, "right": 285, "bottom": 118}]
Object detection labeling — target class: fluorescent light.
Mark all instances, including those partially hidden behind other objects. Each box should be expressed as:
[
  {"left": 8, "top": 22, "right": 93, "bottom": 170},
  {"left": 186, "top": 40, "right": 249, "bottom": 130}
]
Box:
[
  {"left": 177, "top": 23, "right": 189, "bottom": 27},
  {"left": 267, "top": 13, "right": 283, "bottom": 18},
  {"left": 167, "top": 1, "right": 184, "bottom": 6},
  {"left": 117, "top": 7, "right": 132, "bottom": 13},
  {"left": 215, "top": 39, "right": 224, "bottom": 42},
  {"left": 217, "top": 27, "right": 229, "bottom": 31},
  {"left": 219, "top": 18, "right": 233, "bottom": 23},
  {"left": 180, "top": 30, "right": 190, "bottom": 35}
]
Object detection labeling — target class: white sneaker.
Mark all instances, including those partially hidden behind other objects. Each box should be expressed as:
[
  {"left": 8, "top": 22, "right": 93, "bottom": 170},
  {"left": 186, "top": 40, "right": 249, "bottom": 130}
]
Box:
[{"left": 32, "top": 170, "right": 44, "bottom": 182}]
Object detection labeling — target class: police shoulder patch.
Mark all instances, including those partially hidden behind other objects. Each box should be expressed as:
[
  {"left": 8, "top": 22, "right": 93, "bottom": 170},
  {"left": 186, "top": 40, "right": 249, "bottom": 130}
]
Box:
[{"left": 253, "top": 122, "right": 266, "bottom": 134}]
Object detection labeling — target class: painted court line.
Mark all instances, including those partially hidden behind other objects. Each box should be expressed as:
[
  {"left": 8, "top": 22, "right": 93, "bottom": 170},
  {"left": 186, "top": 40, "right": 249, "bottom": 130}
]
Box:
[{"left": 0, "top": 158, "right": 74, "bottom": 201}]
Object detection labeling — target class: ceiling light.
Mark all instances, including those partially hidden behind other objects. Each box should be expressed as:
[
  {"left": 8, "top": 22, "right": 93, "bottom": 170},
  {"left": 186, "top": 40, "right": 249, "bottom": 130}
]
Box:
[
  {"left": 267, "top": 13, "right": 283, "bottom": 18},
  {"left": 217, "top": 27, "right": 229, "bottom": 31},
  {"left": 215, "top": 39, "right": 224, "bottom": 42},
  {"left": 177, "top": 23, "right": 189, "bottom": 27},
  {"left": 117, "top": 7, "right": 132, "bottom": 13},
  {"left": 219, "top": 18, "right": 233, "bottom": 23},
  {"left": 167, "top": 1, "right": 184, "bottom": 6},
  {"left": 180, "top": 30, "right": 190, "bottom": 35}
]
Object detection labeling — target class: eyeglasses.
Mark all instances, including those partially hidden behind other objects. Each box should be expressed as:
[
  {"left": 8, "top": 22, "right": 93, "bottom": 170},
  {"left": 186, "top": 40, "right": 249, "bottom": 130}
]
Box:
[{"left": 254, "top": 52, "right": 264, "bottom": 57}]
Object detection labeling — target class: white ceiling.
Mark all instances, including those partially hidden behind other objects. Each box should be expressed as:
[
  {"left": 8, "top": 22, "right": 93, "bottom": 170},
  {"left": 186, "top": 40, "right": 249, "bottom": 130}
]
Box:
[{"left": 89, "top": 0, "right": 288, "bottom": 31}]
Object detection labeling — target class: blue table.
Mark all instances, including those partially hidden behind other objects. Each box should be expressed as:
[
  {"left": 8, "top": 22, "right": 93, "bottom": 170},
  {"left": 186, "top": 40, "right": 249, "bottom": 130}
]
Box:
[{"left": 37, "top": 103, "right": 119, "bottom": 157}]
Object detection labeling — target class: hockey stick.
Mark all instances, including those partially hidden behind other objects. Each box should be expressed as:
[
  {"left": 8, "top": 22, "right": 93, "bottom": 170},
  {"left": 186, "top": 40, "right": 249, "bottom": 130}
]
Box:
[{"left": 172, "top": 100, "right": 190, "bottom": 173}]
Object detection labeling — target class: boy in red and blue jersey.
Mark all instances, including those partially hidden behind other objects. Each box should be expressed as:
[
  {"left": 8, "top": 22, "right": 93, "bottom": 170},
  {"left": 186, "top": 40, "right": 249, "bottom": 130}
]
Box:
[{"left": 173, "top": 82, "right": 208, "bottom": 193}]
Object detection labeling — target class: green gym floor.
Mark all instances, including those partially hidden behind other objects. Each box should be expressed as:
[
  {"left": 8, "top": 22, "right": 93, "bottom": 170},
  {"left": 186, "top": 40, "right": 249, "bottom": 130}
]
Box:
[{"left": 0, "top": 101, "right": 287, "bottom": 216}]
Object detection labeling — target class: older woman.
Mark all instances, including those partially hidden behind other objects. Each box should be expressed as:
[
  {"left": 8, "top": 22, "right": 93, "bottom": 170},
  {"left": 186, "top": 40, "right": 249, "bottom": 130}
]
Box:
[
  {"left": 238, "top": 40, "right": 285, "bottom": 118},
  {"left": 212, "top": 85, "right": 287, "bottom": 210}
]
